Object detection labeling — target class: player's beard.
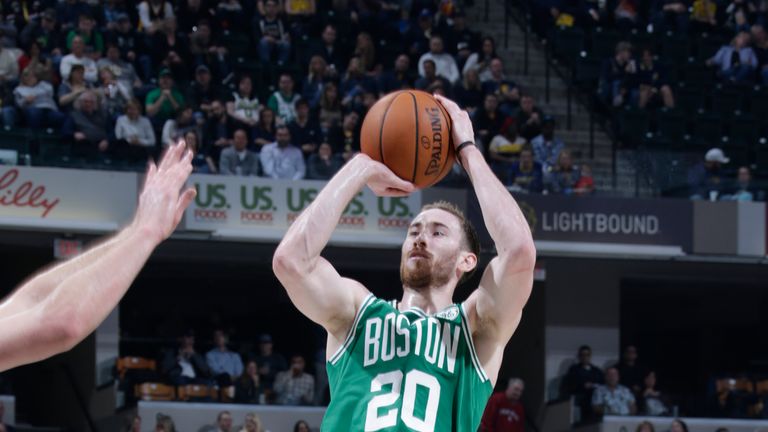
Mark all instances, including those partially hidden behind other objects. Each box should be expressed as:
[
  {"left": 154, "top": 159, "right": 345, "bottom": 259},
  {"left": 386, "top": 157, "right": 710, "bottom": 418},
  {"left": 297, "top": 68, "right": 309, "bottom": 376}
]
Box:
[{"left": 400, "top": 252, "right": 455, "bottom": 289}]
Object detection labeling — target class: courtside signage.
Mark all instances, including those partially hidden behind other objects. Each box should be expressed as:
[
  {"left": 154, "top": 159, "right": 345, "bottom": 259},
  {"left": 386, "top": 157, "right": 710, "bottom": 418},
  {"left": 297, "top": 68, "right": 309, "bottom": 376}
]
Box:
[{"left": 184, "top": 175, "right": 422, "bottom": 246}]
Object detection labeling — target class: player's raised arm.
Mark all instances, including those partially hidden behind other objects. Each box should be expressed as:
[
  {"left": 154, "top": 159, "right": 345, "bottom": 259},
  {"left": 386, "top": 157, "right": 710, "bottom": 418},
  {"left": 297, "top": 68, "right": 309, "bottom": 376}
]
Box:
[
  {"left": 0, "top": 142, "right": 196, "bottom": 372},
  {"left": 435, "top": 95, "right": 536, "bottom": 377},
  {"left": 272, "top": 154, "right": 414, "bottom": 344}
]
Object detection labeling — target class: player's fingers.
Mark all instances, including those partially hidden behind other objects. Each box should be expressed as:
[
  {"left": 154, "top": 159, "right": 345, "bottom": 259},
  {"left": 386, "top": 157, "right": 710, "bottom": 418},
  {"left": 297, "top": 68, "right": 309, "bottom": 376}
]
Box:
[
  {"left": 173, "top": 187, "right": 196, "bottom": 227},
  {"left": 144, "top": 160, "right": 157, "bottom": 185},
  {"left": 383, "top": 187, "right": 413, "bottom": 197},
  {"left": 433, "top": 94, "right": 461, "bottom": 114}
]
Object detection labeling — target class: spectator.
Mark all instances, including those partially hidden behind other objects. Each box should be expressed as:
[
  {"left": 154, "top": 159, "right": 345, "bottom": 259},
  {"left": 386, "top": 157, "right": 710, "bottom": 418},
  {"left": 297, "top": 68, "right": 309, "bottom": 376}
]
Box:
[
  {"left": 444, "top": 9, "right": 480, "bottom": 57},
  {"left": 316, "top": 82, "right": 343, "bottom": 127},
  {"left": 307, "top": 142, "right": 343, "bottom": 180},
  {"left": 327, "top": 111, "right": 361, "bottom": 161},
  {"left": 60, "top": 35, "right": 98, "bottom": 84},
  {"left": 690, "top": 0, "right": 718, "bottom": 33},
  {"left": 670, "top": 419, "right": 689, "bottom": 432},
  {"left": 0, "top": 401, "right": 14, "bottom": 432},
  {"left": 125, "top": 414, "right": 141, "bottom": 432},
  {"left": 115, "top": 98, "right": 156, "bottom": 160},
  {"left": 562, "top": 345, "right": 605, "bottom": 419},
  {"left": 18, "top": 41, "right": 54, "bottom": 84},
  {"left": 102, "top": 0, "right": 131, "bottom": 33},
  {"left": 516, "top": 94, "right": 545, "bottom": 141},
  {"left": 723, "top": 166, "right": 763, "bottom": 201},
  {"left": 97, "top": 44, "right": 144, "bottom": 99},
  {"left": 150, "top": 17, "right": 190, "bottom": 82},
  {"left": 289, "top": 99, "right": 321, "bottom": 158},
  {"left": 252, "top": 107, "right": 276, "bottom": 150},
  {"left": 688, "top": 147, "right": 730, "bottom": 200},
  {"left": 354, "top": 32, "right": 378, "bottom": 73},
  {"left": 302, "top": 56, "right": 330, "bottom": 107},
  {"left": 7, "top": 69, "right": 65, "bottom": 130},
  {"left": 616, "top": 345, "right": 646, "bottom": 396},
  {"left": 188, "top": 20, "right": 228, "bottom": 80},
  {"left": 637, "top": 47, "right": 675, "bottom": 109},
  {"left": 255, "top": 334, "right": 287, "bottom": 390},
  {"left": 178, "top": 0, "right": 214, "bottom": 35},
  {"left": 186, "top": 65, "right": 221, "bottom": 119},
  {"left": 418, "top": 35, "right": 460, "bottom": 84},
  {"left": 707, "top": 32, "right": 758, "bottom": 83},
  {"left": 65, "top": 14, "right": 103, "bottom": 56},
  {"left": 215, "top": 0, "right": 248, "bottom": 34},
  {"left": 240, "top": 413, "right": 265, "bottom": 432},
  {"left": 752, "top": 25, "right": 768, "bottom": 84},
  {"left": 506, "top": 145, "right": 542, "bottom": 191},
  {"left": 20, "top": 9, "right": 63, "bottom": 63},
  {"left": 479, "top": 378, "right": 526, "bottom": 432},
  {"left": 235, "top": 360, "right": 264, "bottom": 404},
  {"left": 206, "top": 329, "right": 244, "bottom": 387},
  {"left": 204, "top": 100, "right": 231, "bottom": 162},
  {"left": 574, "top": 164, "right": 596, "bottom": 196},
  {"left": 185, "top": 130, "right": 217, "bottom": 174},
  {"left": 636, "top": 421, "right": 655, "bottom": 432},
  {"left": 0, "top": 45, "right": 17, "bottom": 99},
  {"left": 407, "top": 9, "right": 435, "bottom": 57},
  {"left": 592, "top": 367, "right": 637, "bottom": 416},
  {"left": 107, "top": 13, "right": 150, "bottom": 81},
  {"left": 227, "top": 75, "right": 260, "bottom": 135},
  {"left": 415, "top": 59, "right": 451, "bottom": 93},
  {"left": 639, "top": 371, "right": 669, "bottom": 416},
  {"left": 96, "top": 66, "right": 131, "bottom": 119},
  {"left": 145, "top": 69, "right": 185, "bottom": 126},
  {"left": 652, "top": 0, "right": 690, "bottom": 34},
  {"left": 310, "top": 24, "right": 346, "bottom": 73},
  {"left": 261, "top": 126, "right": 306, "bottom": 180},
  {"left": 285, "top": 0, "right": 317, "bottom": 15},
  {"left": 255, "top": 0, "right": 290, "bottom": 65},
  {"left": 160, "top": 330, "right": 212, "bottom": 386},
  {"left": 481, "top": 58, "right": 520, "bottom": 115},
  {"left": 268, "top": 73, "right": 300, "bottom": 125},
  {"left": 600, "top": 41, "right": 634, "bottom": 107},
  {"left": 154, "top": 413, "right": 177, "bottom": 432},
  {"left": 214, "top": 411, "right": 233, "bottom": 432},
  {"left": 293, "top": 420, "right": 310, "bottom": 432},
  {"left": 473, "top": 93, "right": 507, "bottom": 148},
  {"left": 455, "top": 42, "right": 474, "bottom": 75},
  {"left": 454, "top": 68, "right": 484, "bottom": 113},
  {"left": 162, "top": 106, "right": 197, "bottom": 147},
  {"left": 138, "top": 0, "right": 174, "bottom": 35},
  {"left": 379, "top": 54, "right": 415, "bottom": 94},
  {"left": 340, "top": 57, "right": 378, "bottom": 110},
  {"left": 65, "top": 90, "right": 111, "bottom": 156},
  {"left": 489, "top": 117, "right": 525, "bottom": 176},
  {"left": 56, "top": 0, "right": 92, "bottom": 33},
  {"left": 614, "top": 0, "right": 641, "bottom": 28},
  {"left": 546, "top": 149, "right": 581, "bottom": 195},
  {"left": 274, "top": 355, "right": 315, "bottom": 406},
  {"left": 58, "top": 64, "right": 90, "bottom": 114},
  {"left": 464, "top": 36, "right": 498, "bottom": 78},
  {"left": 531, "top": 115, "right": 564, "bottom": 170},
  {"left": 219, "top": 129, "right": 261, "bottom": 176}
]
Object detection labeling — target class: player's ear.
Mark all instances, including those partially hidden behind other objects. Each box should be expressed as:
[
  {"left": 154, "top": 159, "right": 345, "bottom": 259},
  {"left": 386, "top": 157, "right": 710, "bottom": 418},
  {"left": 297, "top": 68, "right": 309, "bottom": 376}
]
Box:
[{"left": 458, "top": 251, "right": 477, "bottom": 274}]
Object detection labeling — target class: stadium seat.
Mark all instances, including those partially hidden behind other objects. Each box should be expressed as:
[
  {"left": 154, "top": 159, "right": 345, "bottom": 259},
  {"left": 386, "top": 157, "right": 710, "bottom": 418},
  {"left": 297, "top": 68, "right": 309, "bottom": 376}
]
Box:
[
  {"left": 628, "top": 30, "right": 654, "bottom": 52},
  {"left": 756, "top": 380, "right": 768, "bottom": 395},
  {"left": 674, "top": 86, "right": 706, "bottom": 117},
  {"left": 715, "top": 378, "right": 754, "bottom": 394},
  {"left": 572, "top": 55, "right": 602, "bottom": 91},
  {"left": 691, "top": 113, "right": 724, "bottom": 149},
  {"left": 654, "top": 109, "right": 688, "bottom": 150},
  {"left": 748, "top": 87, "right": 768, "bottom": 122},
  {"left": 696, "top": 34, "right": 726, "bottom": 62},
  {"left": 659, "top": 35, "right": 691, "bottom": 64},
  {"left": 220, "top": 32, "right": 251, "bottom": 60},
  {"left": 220, "top": 385, "right": 236, "bottom": 403},
  {"left": 616, "top": 107, "right": 650, "bottom": 147},
  {"left": 0, "top": 127, "right": 32, "bottom": 155},
  {"left": 589, "top": 27, "right": 620, "bottom": 59},
  {"left": 711, "top": 86, "right": 745, "bottom": 119},
  {"left": 135, "top": 383, "right": 175, "bottom": 401},
  {"left": 726, "top": 113, "right": 759, "bottom": 150},
  {"left": 177, "top": 384, "right": 217, "bottom": 401},
  {"left": 550, "top": 27, "right": 585, "bottom": 65},
  {"left": 682, "top": 63, "right": 716, "bottom": 88},
  {"left": 116, "top": 357, "right": 156, "bottom": 380}
]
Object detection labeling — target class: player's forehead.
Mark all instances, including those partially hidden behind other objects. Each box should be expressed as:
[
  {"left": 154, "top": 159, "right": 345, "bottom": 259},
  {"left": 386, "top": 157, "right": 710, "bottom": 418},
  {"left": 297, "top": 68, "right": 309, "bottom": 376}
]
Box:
[{"left": 410, "top": 208, "right": 462, "bottom": 230}]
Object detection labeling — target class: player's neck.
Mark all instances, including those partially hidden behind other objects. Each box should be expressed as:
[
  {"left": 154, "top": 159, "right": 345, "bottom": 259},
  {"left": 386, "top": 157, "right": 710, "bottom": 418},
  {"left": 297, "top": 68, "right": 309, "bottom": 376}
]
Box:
[{"left": 399, "top": 284, "right": 454, "bottom": 315}]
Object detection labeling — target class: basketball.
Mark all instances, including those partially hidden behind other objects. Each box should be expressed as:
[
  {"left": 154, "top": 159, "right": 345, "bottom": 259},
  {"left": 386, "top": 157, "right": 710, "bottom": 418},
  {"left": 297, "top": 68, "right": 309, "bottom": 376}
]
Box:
[{"left": 360, "top": 90, "right": 456, "bottom": 189}]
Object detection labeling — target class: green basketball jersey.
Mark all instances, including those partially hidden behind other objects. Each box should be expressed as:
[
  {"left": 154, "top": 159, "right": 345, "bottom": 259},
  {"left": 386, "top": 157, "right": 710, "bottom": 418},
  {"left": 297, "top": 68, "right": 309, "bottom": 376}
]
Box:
[{"left": 322, "top": 294, "right": 493, "bottom": 432}]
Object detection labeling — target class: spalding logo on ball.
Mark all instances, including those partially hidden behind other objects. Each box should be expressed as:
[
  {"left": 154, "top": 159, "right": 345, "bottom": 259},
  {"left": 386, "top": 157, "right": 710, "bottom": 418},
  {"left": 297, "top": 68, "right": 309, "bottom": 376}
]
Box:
[{"left": 361, "top": 90, "right": 456, "bottom": 189}]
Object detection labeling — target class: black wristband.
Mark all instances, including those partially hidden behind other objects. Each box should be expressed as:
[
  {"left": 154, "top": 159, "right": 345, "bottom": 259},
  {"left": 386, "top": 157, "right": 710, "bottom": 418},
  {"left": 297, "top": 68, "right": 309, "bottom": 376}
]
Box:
[{"left": 456, "top": 141, "right": 475, "bottom": 154}]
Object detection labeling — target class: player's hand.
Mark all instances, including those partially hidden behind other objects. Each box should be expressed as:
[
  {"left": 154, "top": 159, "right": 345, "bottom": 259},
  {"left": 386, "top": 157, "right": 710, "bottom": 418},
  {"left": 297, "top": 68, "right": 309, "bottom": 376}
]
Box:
[
  {"left": 358, "top": 154, "right": 415, "bottom": 196},
  {"left": 433, "top": 94, "right": 475, "bottom": 150},
  {"left": 132, "top": 140, "right": 196, "bottom": 245}
]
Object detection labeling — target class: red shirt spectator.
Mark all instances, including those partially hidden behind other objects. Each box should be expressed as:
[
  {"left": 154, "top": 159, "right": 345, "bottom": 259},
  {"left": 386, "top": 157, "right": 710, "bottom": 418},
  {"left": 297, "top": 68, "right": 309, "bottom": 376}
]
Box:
[{"left": 481, "top": 378, "right": 526, "bottom": 432}]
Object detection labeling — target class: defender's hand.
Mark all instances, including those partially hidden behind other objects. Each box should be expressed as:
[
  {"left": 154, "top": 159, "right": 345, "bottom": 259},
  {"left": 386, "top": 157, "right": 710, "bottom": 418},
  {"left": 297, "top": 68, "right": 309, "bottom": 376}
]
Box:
[{"left": 132, "top": 140, "right": 196, "bottom": 245}]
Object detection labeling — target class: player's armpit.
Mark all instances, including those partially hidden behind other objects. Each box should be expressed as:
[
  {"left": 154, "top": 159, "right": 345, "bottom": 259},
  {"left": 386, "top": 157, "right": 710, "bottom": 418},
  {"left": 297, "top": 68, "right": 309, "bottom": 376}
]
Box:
[{"left": 273, "top": 254, "right": 370, "bottom": 344}]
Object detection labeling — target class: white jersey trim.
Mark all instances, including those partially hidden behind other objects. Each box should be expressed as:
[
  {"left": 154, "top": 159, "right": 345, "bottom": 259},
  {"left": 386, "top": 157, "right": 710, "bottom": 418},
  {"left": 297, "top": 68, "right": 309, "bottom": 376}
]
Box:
[
  {"left": 329, "top": 294, "right": 376, "bottom": 365},
  {"left": 459, "top": 303, "right": 489, "bottom": 382}
]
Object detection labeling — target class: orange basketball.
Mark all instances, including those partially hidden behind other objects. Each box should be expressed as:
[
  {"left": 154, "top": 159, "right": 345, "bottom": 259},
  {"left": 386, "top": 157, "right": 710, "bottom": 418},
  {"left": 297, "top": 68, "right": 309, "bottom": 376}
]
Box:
[{"left": 360, "top": 90, "right": 455, "bottom": 189}]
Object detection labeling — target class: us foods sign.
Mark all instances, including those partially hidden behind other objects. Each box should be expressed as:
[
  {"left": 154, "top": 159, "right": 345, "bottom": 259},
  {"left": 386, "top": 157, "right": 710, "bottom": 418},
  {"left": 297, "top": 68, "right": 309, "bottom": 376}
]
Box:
[
  {"left": 513, "top": 194, "right": 693, "bottom": 250},
  {"left": 184, "top": 175, "right": 422, "bottom": 245}
]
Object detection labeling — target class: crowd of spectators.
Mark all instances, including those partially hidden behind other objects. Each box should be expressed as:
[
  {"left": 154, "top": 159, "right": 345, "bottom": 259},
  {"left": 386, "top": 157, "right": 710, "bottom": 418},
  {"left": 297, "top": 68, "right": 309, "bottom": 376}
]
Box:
[
  {"left": 687, "top": 147, "right": 765, "bottom": 200},
  {"left": 0, "top": 0, "right": 596, "bottom": 195},
  {"left": 130, "top": 411, "right": 313, "bottom": 432}
]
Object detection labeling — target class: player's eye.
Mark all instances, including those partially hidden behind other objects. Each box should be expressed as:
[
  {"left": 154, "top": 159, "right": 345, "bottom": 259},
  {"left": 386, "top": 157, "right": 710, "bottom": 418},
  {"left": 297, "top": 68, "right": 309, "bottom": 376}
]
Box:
[{"left": 434, "top": 231, "right": 444, "bottom": 237}]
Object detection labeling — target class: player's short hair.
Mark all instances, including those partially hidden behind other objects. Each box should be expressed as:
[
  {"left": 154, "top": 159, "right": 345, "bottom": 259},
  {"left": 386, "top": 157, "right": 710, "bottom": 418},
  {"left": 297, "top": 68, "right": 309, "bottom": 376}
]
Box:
[{"left": 420, "top": 201, "right": 480, "bottom": 285}]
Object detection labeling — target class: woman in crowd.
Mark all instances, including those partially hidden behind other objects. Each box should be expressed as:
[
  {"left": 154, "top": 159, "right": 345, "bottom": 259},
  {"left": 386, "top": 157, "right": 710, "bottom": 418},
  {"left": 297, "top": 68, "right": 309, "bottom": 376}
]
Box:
[
  {"left": 97, "top": 66, "right": 132, "bottom": 120},
  {"left": 454, "top": 68, "right": 486, "bottom": 115},
  {"left": 58, "top": 64, "right": 91, "bottom": 112},
  {"left": 639, "top": 371, "right": 669, "bottom": 416},
  {"left": 162, "top": 106, "right": 198, "bottom": 148},
  {"left": 546, "top": 148, "right": 581, "bottom": 195},
  {"left": 235, "top": 360, "right": 264, "bottom": 404},
  {"left": 226, "top": 75, "right": 261, "bottom": 136},
  {"left": 302, "top": 55, "right": 329, "bottom": 108},
  {"left": 315, "top": 81, "right": 343, "bottom": 127},
  {"left": 184, "top": 130, "right": 217, "bottom": 174},
  {"left": 463, "top": 36, "right": 498, "bottom": 78},
  {"left": 293, "top": 420, "right": 310, "bottom": 432},
  {"left": 8, "top": 68, "right": 65, "bottom": 130},
  {"left": 253, "top": 107, "right": 276, "bottom": 149},
  {"left": 114, "top": 98, "right": 156, "bottom": 161}
]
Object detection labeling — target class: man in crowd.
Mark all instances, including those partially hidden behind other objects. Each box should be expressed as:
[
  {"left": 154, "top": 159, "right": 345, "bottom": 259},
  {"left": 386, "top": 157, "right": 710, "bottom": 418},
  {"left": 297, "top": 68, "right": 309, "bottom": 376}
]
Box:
[
  {"left": 688, "top": 147, "right": 730, "bottom": 200},
  {"left": 206, "top": 330, "right": 244, "bottom": 387},
  {"left": 145, "top": 69, "right": 185, "bottom": 126},
  {"left": 255, "top": 0, "right": 290, "bottom": 65},
  {"left": 509, "top": 146, "right": 543, "bottom": 193},
  {"left": 562, "top": 345, "right": 605, "bottom": 420},
  {"left": 260, "top": 126, "right": 306, "bottom": 180},
  {"left": 531, "top": 116, "right": 565, "bottom": 172},
  {"left": 592, "top": 367, "right": 637, "bottom": 416},
  {"left": 60, "top": 35, "right": 98, "bottom": 83},
  {"left": 288, "top": 99, "right": 321, "bottom": 158},
  {"left": 274, "top": 355, "right": 315, "bottom": 406},
  {"left": 379, "top": 54, "right": 415, "bottom": 94},
  {"left": 255, "top": 334, "right": 287, "bottom": 390},
  {"left": 214, "top": 411, "right": 233, "bottom": 432},
  {"left": 616, "top": 345, "right": 646, "bottom": 396},
  {"left": 418, "top": 35, "right": 460, "bottom": 85},
  {"left": 186, "top": 65, "right": 220, "bottom": 119},
  {"left": 600, "top": 42, "right": 634, "bottom": 107},
  {"left": 65, "top": 90, "right": 110, "bottom": 156},
  {"left": 516, "top": 94, "right": 545, "bottom": 141},
  {"left": 160, "top": 330, "right": 212, "bottom": 386},
  {"left": 268, "top": 73, "right": 300, "bottom": 125},
  {"left": 480, "top": 378, "right": 526, "bottom": 432},
  {"left": 219, "top": 129, "right": 261, "bottom": 176}
]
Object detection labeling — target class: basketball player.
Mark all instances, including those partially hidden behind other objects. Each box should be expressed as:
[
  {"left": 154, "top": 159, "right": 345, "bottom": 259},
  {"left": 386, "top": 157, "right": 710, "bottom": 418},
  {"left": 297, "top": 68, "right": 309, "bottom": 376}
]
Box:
[
  {"left": 0, "top": 141, "right": 195, "bottom": 372},
  {"left": 273, "top": 94, "right": 535, "bottom": 431}
]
